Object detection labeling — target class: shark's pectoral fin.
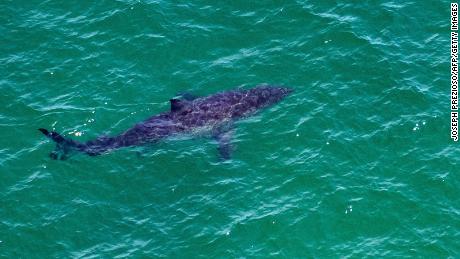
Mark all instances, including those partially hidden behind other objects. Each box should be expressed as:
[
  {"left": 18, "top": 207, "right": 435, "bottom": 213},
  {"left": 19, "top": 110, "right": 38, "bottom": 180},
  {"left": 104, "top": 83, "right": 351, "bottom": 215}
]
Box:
[
  {"left": 216, "top": 132, "right": 232, "bottom": 160},
  {"left": 212, "top": 126, "right": 234, "bottom": 160}
]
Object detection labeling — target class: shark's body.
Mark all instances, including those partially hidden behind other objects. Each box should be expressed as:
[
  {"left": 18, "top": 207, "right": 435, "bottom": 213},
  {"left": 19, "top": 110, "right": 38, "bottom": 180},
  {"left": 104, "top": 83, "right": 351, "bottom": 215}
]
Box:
[{"left": 39, "top": 85, "right": 292, "bottom": 160}]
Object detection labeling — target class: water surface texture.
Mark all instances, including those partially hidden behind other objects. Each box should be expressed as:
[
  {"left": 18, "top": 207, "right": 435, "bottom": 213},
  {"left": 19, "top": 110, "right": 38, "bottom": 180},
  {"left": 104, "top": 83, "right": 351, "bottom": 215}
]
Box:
[{"left": 1, "top": 0, "right": 456, "bottom": 257}]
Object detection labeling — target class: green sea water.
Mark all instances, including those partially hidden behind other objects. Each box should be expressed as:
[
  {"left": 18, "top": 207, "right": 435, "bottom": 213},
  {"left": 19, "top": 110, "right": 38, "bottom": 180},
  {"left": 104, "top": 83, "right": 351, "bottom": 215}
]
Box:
[{"left": 1, "top": 0, "right": 457, "bottom": 257}]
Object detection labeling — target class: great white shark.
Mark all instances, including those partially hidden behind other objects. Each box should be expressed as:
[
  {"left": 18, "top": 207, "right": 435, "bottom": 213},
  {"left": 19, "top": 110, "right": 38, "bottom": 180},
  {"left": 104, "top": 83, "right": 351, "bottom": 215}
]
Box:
[{"left": 39, "top": 85, "right": 293, "bottom": 160}]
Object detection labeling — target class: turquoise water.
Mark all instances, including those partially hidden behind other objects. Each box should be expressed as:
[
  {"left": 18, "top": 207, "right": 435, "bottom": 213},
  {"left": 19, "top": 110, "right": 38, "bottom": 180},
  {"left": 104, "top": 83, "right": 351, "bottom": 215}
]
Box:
[{"left": 1, "top": 0, "right": 456, "bottom": 257}]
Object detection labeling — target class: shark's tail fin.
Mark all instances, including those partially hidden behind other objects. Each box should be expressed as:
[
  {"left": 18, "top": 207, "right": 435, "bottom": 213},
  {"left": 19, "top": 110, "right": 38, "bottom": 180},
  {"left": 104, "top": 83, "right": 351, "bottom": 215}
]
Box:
[{"left": 39, "top": 128, "right": 83, "bottom": 160}]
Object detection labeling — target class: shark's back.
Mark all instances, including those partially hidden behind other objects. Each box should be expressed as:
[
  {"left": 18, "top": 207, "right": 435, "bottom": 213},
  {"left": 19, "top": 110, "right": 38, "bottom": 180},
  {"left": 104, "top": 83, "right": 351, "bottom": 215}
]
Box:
[{"left": 171, "top": 86, "right": 293, "bottom": 128}]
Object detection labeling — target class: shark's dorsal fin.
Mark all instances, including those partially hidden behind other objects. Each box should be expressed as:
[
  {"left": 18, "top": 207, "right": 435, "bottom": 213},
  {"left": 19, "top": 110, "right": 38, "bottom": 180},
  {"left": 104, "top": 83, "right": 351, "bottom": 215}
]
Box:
[{"left": 170, "top": 98, "right": 187, "bottom": 112}]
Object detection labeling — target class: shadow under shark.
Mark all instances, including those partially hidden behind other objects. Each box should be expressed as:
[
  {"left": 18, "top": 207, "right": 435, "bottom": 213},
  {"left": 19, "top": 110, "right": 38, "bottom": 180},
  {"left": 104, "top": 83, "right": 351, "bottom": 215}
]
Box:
[{"left": 39, "top": 85, "right": 293, "bottom": 160}]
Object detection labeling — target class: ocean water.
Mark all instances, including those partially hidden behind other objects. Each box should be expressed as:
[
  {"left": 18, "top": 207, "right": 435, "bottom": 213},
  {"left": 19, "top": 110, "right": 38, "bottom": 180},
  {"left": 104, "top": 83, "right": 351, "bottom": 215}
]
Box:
[{"left": 1, "top": 0, "right": 456, "bottom": 257}]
